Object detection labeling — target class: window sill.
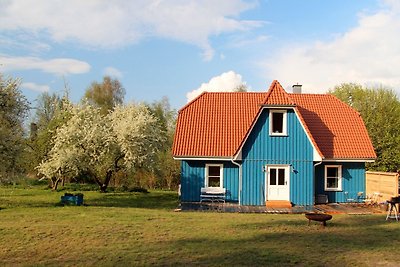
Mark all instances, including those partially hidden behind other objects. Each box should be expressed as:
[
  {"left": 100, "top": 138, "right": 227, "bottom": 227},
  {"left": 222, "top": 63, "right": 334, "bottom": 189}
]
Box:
[
  {"left": 269, "top": 133, "right": 288, "bottom": 137},
  {"left": 324, "top": 189, "right": 342, "bottom": 192}
]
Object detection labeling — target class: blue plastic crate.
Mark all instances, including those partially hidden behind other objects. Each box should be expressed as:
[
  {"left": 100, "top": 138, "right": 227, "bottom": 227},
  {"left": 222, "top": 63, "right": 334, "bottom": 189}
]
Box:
[{"left": 61, "top": 193, "right": 84, "bottom": 206}]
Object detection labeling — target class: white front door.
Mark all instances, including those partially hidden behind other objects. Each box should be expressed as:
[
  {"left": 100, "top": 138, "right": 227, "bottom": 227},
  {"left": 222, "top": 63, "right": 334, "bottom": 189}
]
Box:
[{"left": 266, "top": 166, "right": 290, "bottom": 201}]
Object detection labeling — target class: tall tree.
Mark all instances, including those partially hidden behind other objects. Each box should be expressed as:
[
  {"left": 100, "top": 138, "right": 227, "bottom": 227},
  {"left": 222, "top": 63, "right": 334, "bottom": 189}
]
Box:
[
  {"left": 146, "top": 97, "right": 180, "bottom": 189},
  {"left": 83, "top": 76, "right": 125, "bottom": 114},
  {"left": 35, "top": 92, "right": 63, "bottom": 128},
  {"left": 24, "top": 92, "right": 72, "bottom": 176},
  {"left": 234, "top": 84, "right": 248, "bottom": 92},
  {"left": 0, "top": 74, "right": 29, "bottom": 180},
  {"left": 37, "top": 103, "right": 164, "bottom": 192},
  {"left": 330, "top": 83, "right": 400, "bottom": 172}
]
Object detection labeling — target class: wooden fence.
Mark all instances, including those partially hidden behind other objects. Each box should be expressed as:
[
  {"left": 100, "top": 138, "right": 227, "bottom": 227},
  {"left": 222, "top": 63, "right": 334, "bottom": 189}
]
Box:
[{"left": 366, "top": 171, "right": 399, "bottom": 203}]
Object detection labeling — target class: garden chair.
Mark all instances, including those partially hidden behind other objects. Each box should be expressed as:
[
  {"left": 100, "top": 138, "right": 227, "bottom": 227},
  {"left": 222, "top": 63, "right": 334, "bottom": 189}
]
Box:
[{"left": 363, "top": 192, "right": 381, "bottom": 206}]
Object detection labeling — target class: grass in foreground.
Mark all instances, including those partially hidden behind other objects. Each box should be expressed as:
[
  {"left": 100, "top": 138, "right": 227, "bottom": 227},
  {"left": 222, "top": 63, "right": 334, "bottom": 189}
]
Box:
[{"left": 0, "top": 186, "right": 399, "bottom": 266}]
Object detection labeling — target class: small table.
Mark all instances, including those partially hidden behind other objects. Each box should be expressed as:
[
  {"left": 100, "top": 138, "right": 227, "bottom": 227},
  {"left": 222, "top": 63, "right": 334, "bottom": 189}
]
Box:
[{"left": 386, "top": 197, "right": 400, "bottom": 221}]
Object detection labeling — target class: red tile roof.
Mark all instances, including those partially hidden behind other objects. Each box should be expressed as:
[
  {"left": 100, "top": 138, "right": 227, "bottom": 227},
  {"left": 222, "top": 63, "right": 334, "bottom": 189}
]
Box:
[
  {"left": 173, "top": 92, "right": 266, "bottom": 157},
  {"left": 172, "top": 81, "right": 376, "bottom": 160},
  {"left": 262, "top": 80, "right": 295, "bottom": 106},
  {"left": 291, "top": 94, "right": 376, "bottom": 159}
]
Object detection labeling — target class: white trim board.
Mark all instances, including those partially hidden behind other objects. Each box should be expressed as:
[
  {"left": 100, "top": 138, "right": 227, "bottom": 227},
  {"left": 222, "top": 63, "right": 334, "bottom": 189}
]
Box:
[
  {"left": 322, "top": 159, "right": 375, "bottom": 163},
  {"left": 173, "top": 157, "right": 232, "bottom": 161}
]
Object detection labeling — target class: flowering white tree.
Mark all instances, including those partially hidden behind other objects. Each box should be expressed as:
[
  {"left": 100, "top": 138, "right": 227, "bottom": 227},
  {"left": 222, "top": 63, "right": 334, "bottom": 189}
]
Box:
[{"left": 37, "top": 103, "right": 164, "bottom": 192}]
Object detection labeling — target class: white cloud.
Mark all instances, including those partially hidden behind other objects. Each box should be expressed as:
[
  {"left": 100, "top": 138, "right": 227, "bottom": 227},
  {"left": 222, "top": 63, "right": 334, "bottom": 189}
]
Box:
[
  {"left": 0, "top": 33, "right": 51, "bottom": 53},
  {"left": 0, "top": 55, "right": 91, "bottom": 75},
  {"left": 230, "top": 34, "right": 269, "bottom": 48},
  {"left": 0, "top": 0, "right": 263, "bottom": 61},
  {"left": 103, "top": 67, "right": 123, "bottom": 79},
  {"left": 263, "top": 1, "right": 400, "bottom": 94},
  {"left": 21, "top": 82, "right": 50, "bottom": 93},
  {"left": 186, "top": 71, "right": 246, "bottom": 102}
]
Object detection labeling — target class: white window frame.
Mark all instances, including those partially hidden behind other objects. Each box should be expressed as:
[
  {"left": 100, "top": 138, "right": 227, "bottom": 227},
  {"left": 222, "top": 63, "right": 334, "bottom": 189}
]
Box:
[
  {"left": 205, "top": 164, "right": 224, "bottom": 188},
  {"left": 269, "top": 110, "right": 287, "bottom": 136},
  {"left": 324, "top": 165, "right": 342, "bottom": 191}
]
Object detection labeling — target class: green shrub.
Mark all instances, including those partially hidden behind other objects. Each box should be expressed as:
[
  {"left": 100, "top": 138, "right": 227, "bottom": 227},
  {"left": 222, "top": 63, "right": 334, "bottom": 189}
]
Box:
[
  {"left": 129, "top": 186, "right": 149, "bottom": 193},
  {"left": 0, "top": 175, "right": 49, "bottom": 188}
]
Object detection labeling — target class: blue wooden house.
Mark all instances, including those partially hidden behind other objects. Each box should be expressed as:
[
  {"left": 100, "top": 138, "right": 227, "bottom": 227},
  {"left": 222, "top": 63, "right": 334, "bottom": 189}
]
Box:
[{"left": 172, "top": 80, "right": 376, "bottom": 207}]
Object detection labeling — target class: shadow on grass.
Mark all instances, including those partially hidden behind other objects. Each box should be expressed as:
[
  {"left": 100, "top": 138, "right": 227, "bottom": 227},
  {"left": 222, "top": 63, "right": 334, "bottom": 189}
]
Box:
[
  {"left": 0, "top": 188, "right": 62, "bottom": 209},
  {"left": 86, "top": 191, "right": 179, "bottom": 210},
  {"left": 0, "top": 187, "right": 179, "bottom": 210},
  {"left": 132, "top": 218, "right": 400, "bottom": 266},
  {"left": 231, "top": 214, "right": 393, "bottom": 230}
]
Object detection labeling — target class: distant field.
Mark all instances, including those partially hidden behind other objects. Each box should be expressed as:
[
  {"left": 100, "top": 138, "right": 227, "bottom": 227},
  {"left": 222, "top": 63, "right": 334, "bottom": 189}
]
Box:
[{"left": 0, "top": 186, "right": 399, "bottom": 266}]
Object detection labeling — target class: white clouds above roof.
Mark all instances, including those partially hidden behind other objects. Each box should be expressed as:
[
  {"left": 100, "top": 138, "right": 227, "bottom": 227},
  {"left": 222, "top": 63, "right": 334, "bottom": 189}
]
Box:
[
  {"left": 264, "top": 1, "right": 400, "bottom": 92},
  {"left": 0, "top": 0, "right": 263, "bottom": 61},
  {"left": 186, "top": 71, "right": 246, "bottom": 102},
  {"left": 263, "top": 0, "right": 400, "bottom": 93}
]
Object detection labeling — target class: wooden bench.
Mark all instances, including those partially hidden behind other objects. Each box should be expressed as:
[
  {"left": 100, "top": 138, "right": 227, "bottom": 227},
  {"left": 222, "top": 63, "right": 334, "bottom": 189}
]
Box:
[{"left": 200, "top": 187, "right": 226, "bottom": 203}]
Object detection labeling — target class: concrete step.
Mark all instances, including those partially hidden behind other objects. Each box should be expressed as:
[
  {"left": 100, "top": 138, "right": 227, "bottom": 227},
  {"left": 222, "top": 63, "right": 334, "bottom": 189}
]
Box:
[{"left": 266, "top": 200, "right": 292, "bottom": 209}]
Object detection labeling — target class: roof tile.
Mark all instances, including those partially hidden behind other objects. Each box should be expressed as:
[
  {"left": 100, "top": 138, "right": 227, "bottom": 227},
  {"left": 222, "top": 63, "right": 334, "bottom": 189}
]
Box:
[
  {"left": 173, "top": 92, "right": 266, "bottom": 157},
  {"left": 291, "top": 94, "right": 376, "bottom": 159}
]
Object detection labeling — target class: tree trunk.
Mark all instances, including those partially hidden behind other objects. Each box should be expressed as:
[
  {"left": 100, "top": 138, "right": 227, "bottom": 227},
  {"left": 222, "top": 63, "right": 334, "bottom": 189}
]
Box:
[
  {"left": 92, "top": 170, "right": 113, "bottom": 193},
  {"left": 86, "top": 164, "right": 118, "bottom": 193},
  {"left": 52, "top": 177, "right": 61, "bottom": 191},
  {"left": 90, "top": 172, "right": 104, "bottom": 192},
  {"left": 99, "top": 184, "right": 107, "bottom": 193},
  {"left": 166, "top": 175, "right": 172, "bottom": 190},
  {"left": 100, "top": 170, "right": 113, "bottom": 193}
]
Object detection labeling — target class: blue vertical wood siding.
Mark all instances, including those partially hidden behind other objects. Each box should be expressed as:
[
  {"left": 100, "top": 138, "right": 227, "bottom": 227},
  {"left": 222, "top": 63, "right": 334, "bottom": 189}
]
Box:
[
  {"left": 180, "top": 161, "right": 204, "bottom": 202},
  {"left": 180, "top": 160, "right": 239, "bottom": 202},
  {"left": 241, "top": 108, "right": 315, "bottom": 206},
  {"left": 315, "top": 162, "right": 366, "bottom": 203}
]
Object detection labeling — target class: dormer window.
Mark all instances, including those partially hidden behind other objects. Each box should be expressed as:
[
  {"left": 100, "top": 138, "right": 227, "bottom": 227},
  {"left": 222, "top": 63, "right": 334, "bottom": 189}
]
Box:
[{"left": 269, "top": 110, "right": 287, "bottom": 136}]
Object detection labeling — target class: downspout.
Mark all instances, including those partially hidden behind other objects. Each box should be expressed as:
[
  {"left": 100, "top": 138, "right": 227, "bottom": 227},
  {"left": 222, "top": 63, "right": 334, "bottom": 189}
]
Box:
[
  {"left": 231, "top": 158, "right": 242, "bottom": 205},
  {"left": 313, "top": 161, "right": 323, "bottom": 205}
]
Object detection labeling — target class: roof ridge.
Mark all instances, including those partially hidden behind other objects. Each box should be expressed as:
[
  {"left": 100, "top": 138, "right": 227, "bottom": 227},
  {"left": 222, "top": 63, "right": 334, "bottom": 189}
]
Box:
[
  {"left": 196, "top": 91, "right": 265, "bottom": 94},
  {"left": 178, "top": 91, "right": 208, "bottom": 113},
  {"left": 203, "top": 91, "right": 262, "bottom": 94},
  {"left": 327, "top": 93, "right": 362, "bottom": 117},
  {"left": 289, "top": 93, "right": 326, "bottom": 96},
  {"left": 262, "top": 80, "right": 295, "bottom": 106},
  {"left": 179, "top": 91, "right": 267, "bottom": 113}
]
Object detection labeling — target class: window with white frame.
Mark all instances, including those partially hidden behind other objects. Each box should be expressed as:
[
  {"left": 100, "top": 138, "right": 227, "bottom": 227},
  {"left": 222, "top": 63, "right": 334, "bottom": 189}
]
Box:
[
  {"left": 269, "top": 110, "right": 287, "bottom": 136},
  {"left": 205, "top": 164, "right": 223, "bottom": 188},
  {"left": 325, "top": 165, "right": 342, "bottom": 191}
]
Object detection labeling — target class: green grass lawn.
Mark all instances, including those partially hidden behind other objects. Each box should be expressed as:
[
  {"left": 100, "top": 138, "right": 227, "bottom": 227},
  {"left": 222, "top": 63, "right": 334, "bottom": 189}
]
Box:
[{"left": 0, "top": 186, "right": 399, "bottom": 266}]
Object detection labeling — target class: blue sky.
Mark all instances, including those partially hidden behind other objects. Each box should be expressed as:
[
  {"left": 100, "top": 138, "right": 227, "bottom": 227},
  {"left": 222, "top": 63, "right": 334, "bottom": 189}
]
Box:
[{"left": 1, "top": 0, "right": 399, "bottom": 111}]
